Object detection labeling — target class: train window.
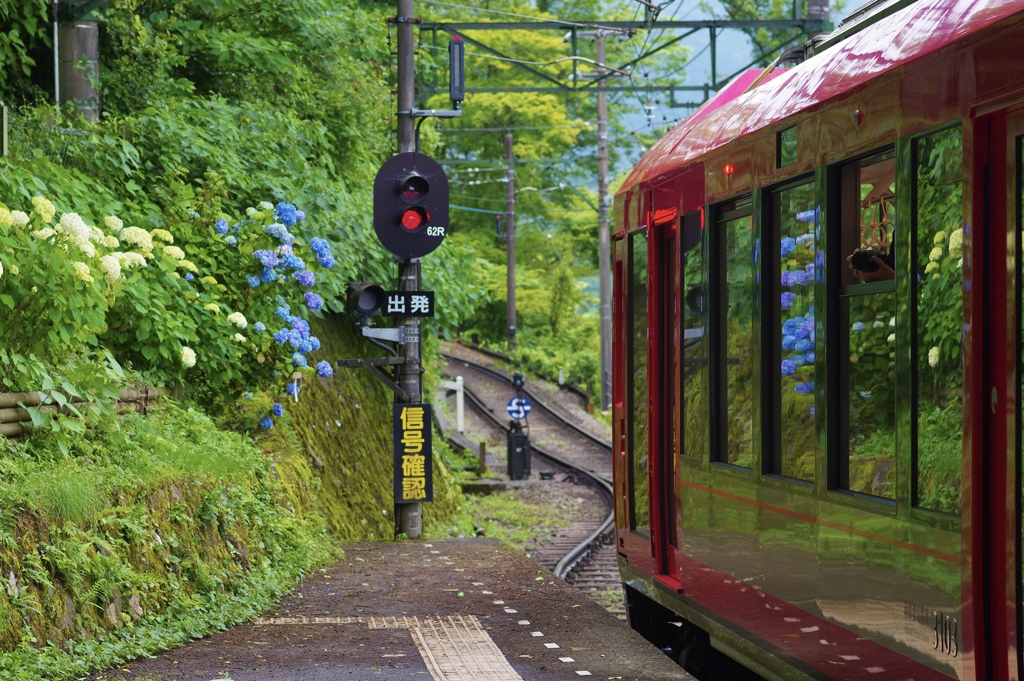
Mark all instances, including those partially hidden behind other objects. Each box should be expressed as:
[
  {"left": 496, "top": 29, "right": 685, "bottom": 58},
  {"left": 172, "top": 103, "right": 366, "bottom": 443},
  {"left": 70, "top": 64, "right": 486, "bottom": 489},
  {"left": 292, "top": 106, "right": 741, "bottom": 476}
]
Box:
[
  {"left": 772, "top": 179, "right": 817, "bottom": 482},
  {"left": 778, "top": 126, "right": 798, "bottom": 168},
  {"left": 681, "top": 211, "right": 708, "bottom": 460},
  {"left": 713, "top": 197, "right": 755, "bottom": 468},
  {"left": 912, "top": 126, "right": 963, "bottom": 515},
  {"left": 837, "top": 149, "right": 897, "bottom": 500},
  {"left": 627, "top": 230, "right": 650, "bottom": 535}
]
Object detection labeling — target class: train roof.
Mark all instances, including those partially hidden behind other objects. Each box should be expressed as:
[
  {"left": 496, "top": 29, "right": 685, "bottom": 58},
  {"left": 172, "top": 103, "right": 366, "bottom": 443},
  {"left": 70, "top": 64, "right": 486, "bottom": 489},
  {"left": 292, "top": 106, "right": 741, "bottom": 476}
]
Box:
[{"left": 618, "top": 0, "right": 1024, "bottom": 197}]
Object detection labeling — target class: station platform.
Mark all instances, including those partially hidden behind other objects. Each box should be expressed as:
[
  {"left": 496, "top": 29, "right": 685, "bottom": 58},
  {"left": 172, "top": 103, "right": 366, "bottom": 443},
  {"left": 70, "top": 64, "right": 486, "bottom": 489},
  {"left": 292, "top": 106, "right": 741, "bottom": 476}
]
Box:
[{"left": 91, "top": 538, "right": 694, "bottom": 680}]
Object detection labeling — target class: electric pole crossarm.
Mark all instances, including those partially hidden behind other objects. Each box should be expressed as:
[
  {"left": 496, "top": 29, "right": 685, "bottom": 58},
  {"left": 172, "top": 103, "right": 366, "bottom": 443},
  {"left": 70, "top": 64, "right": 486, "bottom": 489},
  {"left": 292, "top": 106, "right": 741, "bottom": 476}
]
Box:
[
  {"left": 336, "top": 358, "right": 414, "bottom": 402},
  {"left": 438, "top": 29, "right": 569, "bottom": 90}
]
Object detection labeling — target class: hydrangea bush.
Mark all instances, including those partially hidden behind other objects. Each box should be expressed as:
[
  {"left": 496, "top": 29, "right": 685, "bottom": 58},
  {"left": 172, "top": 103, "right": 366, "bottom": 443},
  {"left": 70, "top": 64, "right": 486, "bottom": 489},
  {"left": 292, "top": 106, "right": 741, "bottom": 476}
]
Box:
[{"left": 0, "top": 196, "right": 339, "bottom": 438}]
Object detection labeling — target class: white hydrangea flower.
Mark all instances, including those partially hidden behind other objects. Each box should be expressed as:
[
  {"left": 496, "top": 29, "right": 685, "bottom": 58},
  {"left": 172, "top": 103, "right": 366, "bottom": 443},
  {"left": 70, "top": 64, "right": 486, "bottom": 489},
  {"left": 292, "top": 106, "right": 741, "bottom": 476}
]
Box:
[
  {"left": 98, "top": 255, "right": 122, "bottom": 284},
  {"left": 162, "top": 245, "right": 185, "bottom": 260},
  {"left": 89, "top": 225, "right": 106, "bottom": 243},
  {"left": 57, "top": 213, "right": 92, "bottom": 252},
  {"left": 119, "top": 226, "right": 154, "bottom": 255},
  {"left": 233, "top": 333, "right": 246, "bottom": 343},
  {"left": 104, "top": 216, "right": 124, "bottom": 232},
  {"left": 258, "top": 201, "right": 274, "bottom": 211},
  {"left": 0, "top": 260, "right": 4, "bottom": 278},
  {"left": 928, "top": 246, "right": 943, "bottom": 262},
  {"left": 181, "top": 346, "right": 197, "bottom": 368},
  {"left": 77, "top": 240, "right": 96, "bottom": 259},
  {"left": 933, "top": 230, "right": 946, "bottom": 245},
  {"left": 32, "top": 227, "right": 55, "bottom": 240},
  {"left": 151, "top": 229, "right": 174, "bottom": 243},
  {"left": 0, "top": 208, "right": 13, "bottom": 228},
  {"left": 204, "top": 303, "right": 220, "bottom": 312},
  {"left": 948, "top": 228, "right": 963, "bottom": 259},
  {"left": 104, "top": 235, "right": 120, "bottom": 248},
  {"left": 887, "top": 333, "right": 896, "bottom": 344},
  {"left": 178, "top": 259, "right": 198, "bottom": 273},
  {"left": 116, "top": 252, "right": 147, "bottom": 268},
  {"left": 70, "top": 261, "right": 94, "bottom": 283},
  {"left": 31, "top": 196, "right": 56, "bottom": 223},
  {"left": 925, "top": 261, "right": 939, "bottom": 273},
  {"left": 10, "top": 211, "right": 29, "bottom": 227},
  {"left": 200, "top": 275, "right": 218, "bottom": 285},
  {"left": 9, "top": 264, "right": 17, "bottom": 276},
  {"left": 246, "top": 207, "right": 257, "bottom": 216},
  {"left": 227, "top": 311, "right": 247, "bottom": 328},
  {"left": 928, "top": 346, "right": 940, "bottom": 368}
]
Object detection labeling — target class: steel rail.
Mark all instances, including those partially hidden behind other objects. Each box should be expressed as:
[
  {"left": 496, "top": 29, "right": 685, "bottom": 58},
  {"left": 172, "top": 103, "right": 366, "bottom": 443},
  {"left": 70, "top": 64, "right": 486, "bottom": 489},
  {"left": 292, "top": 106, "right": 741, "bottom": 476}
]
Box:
[{"left": 443, "top": 354, "right": 615, "bottom": 581}]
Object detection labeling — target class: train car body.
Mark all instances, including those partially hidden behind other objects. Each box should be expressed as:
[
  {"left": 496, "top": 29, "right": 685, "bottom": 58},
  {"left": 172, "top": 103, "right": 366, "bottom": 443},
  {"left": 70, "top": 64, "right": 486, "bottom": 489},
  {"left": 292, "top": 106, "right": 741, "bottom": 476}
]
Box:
[{"left": 612, "top": 1, "right": 1024, "bottom": 679}]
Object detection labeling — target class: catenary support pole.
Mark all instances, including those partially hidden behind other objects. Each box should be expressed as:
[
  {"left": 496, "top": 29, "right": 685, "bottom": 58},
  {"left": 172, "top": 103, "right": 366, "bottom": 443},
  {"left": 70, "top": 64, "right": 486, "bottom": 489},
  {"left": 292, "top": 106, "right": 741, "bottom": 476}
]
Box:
[
  {"left": 396, "top": 0, "right": 422, "bottom": 539},
  {"left": 596, "top": 31, "right": 612, "bottom": 412},
  {"left": 505, "top": 132, "right": 517, "bottom": 351}
]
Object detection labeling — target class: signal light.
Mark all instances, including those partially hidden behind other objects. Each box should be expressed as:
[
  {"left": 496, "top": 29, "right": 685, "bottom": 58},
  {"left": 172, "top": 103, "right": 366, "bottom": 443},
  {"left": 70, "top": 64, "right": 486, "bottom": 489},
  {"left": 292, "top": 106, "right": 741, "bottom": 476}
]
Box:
[
  {"left": 373, "top": 152, "right": 449, "bottom": 259},
  {"left": 347, "top": 282, "right": 386, "bottom": 318}
]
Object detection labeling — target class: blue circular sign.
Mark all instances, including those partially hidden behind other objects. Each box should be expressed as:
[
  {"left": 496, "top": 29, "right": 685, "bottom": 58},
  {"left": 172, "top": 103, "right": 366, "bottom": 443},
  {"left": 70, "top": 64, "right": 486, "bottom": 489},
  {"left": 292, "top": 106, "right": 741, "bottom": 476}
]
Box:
[{"left": 507, "top": 397, "right": 531, "bottom": 420}]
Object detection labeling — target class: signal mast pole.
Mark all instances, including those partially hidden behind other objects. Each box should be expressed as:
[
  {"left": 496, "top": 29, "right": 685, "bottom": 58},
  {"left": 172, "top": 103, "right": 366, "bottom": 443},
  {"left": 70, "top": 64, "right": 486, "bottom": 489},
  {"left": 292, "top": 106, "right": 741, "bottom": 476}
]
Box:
[
  {"left": 596, "top": 31, "right": 611, "bottom": 412},
  {"left": 505, "top": 132, "right": 517, "bottom": 351},
  {"left": 396, "top": 0, "right": 422, "bottom": 539}
]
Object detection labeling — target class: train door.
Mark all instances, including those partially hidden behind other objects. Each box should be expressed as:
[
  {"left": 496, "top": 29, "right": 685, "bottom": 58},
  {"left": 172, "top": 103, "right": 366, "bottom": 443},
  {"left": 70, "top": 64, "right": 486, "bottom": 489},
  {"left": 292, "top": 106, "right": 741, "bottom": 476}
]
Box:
[
  {"left": 980, "top": 105, "right": 1024, "bottom": 680},
  {"left": 650, "top": 208, "right": 682, "bottom": 586}
]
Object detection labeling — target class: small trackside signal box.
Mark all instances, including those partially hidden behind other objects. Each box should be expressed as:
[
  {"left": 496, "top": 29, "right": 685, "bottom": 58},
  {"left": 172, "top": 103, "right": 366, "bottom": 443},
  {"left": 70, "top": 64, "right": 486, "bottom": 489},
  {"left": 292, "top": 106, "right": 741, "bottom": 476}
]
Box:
[{"left": 373, "top": 152, "right": 449, "bottom": 259}]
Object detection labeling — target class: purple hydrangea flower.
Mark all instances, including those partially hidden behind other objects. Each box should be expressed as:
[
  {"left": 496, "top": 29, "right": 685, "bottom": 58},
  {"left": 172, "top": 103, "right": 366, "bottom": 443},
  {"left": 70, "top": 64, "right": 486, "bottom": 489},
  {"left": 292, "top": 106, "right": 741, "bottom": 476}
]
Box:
[
  {"left": 272, "top": 403, "right": 284, "bottom": 417},
  {"left": 316, "top": 360, "right": 333, "bottom": 377},
  {"left": 304, "top": 292, "right": 323, "bottom": 310},
  {"left": 253, "top": 250, "right": 280, "bottom": 268},
  {"left": 275, "top": 202, "right": 299, "bottom": 227},
  {"left": 247, "top": 275, "right": 261, "bottom": 288},
  {"left": 253, "top": 322, "right": 266, "bottom": 332},
  {"left": 289, "top": 317, "right": 310, "bottom": 337},
  {"left": 294, "top": 270, "right": 315, "bottom": 287},
  {"left": 292, "top": 353, "right": 308, "bottom": 368},
  {"left": 259, "top": 416, "right": 274, "bottom": 429},
  {"left": 781, "top": 292, "right": 796, "bottom": 309},
  {"left": 215, "top": 218, "right": 229, "bottom": 234}
]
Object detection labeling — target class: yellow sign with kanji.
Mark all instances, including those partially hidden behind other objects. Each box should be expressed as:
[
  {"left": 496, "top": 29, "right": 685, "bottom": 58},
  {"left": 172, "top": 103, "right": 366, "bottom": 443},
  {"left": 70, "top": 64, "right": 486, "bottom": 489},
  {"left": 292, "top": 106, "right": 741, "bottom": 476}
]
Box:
[{"left": 394, "top": 404, "right": 432, "bottom": 503}]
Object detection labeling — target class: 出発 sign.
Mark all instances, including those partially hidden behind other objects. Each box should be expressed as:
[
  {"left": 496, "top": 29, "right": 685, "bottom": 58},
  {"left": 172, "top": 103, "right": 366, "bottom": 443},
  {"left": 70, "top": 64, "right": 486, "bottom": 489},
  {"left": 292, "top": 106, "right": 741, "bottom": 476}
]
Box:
[{"left": 393, "top": 403, "right": 433, "bottom": 503}]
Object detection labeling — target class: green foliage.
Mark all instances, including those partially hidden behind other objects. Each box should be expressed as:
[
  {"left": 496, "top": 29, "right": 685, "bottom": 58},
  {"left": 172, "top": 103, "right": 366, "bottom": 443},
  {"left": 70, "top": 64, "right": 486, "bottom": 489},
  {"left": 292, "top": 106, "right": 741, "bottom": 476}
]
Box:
[{"left": 440, "top": 491, "right": 569, "bottom": 548}]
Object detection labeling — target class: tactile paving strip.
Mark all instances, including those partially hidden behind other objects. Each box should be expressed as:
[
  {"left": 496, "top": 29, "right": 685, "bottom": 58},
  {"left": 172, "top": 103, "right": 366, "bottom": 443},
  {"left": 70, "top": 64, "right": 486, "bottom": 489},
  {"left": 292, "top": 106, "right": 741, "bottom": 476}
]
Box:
[{"left": 408, "top": 615, "right": 524, "bottom": 681}]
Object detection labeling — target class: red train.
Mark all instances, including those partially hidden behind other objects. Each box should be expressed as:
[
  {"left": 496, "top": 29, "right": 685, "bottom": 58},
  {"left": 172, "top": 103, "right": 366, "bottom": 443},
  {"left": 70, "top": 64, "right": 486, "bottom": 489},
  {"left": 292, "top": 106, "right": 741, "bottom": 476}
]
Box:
[{"left": 612, "top": 1, "right": 1024, "bottom": 678}]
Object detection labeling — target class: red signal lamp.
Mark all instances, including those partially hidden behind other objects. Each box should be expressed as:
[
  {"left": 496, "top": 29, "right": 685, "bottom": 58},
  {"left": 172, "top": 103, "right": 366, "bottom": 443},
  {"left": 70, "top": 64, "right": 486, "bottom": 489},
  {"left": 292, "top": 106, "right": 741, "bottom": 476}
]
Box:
[
  {"left": 401, "top": 207, "right": 429, "bottom": 231},
  {"left": 724, "top": 162, "right": 735, "bottom": 176}
]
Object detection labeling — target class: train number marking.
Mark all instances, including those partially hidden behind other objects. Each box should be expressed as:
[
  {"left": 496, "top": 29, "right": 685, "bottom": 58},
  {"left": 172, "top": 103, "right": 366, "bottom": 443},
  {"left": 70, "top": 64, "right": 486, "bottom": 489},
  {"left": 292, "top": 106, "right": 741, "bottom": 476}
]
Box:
[{"left": 933, "top": 611, "right": 958, "bottom": 658}]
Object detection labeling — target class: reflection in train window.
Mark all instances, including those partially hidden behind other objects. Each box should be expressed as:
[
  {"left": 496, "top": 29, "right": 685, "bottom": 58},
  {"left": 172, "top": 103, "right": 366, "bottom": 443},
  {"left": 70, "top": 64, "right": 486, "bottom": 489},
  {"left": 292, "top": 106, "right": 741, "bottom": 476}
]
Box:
[
  {"left": 773, "top": 180, "right": 817, "bottom": 482},
  {"left": 913, "top": 126, "right": 963, "bottom": 515},
  {"left": 714, "top": 198, "right": 755, "bottom": 468},
  {"left": 837, "top": 150, "right": 897, "bottom": 500},
  {"left": 628, "top": 230, "right": 650, "bottom": 536},
  {"left": 680, "top": 212, "right": 708, "bottom": 460}
]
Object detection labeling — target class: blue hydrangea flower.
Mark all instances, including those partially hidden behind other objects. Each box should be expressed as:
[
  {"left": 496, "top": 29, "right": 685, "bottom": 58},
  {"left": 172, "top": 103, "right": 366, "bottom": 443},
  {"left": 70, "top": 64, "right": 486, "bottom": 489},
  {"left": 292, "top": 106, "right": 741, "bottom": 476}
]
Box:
[
  {"left": 278, "top": 243, "right": 294, "bottom": 257},
  {"left": 289, "top": 317, "right": 310, "bottom": 337},
  {"left": 215, "top": 218, "right": 229, "bottom": 234},
  {"left": 275, "top": 202, "right": 299, "bottom": 227},
  {"left": 283, "top": 255, "right": 305, "bottom": 270},
  {"left": 272, "top": 403, "right": 284, "bottom": 417},
  {"left": 273, "top": 329, "right": 290, "bottom": 344},
  {"left": 265, "top": 223, "right": 291, "bottom": 242},
  {"left": 309, "top": 237, "right": 329, "bottom": 255},
  {"left": 305, "top": 292, "right": 323, "bottom": 310},
  {"left": 259, "top": 417, "right": 274, "bottom": 429},
  {"left": 295, "top": 210, "right": 305, "bottom": 222},
  {"left": 254, "top": 322, "right": 266, "bottom": 332},
  {"left": 288, "top": 330, "right": 303, "bottom": 348},
  {"left": 308, "top": 336, "right": 320, "bottom": 351},
  {"left": 804, "top": 351, "right": 815, "bottom": 364},
  {"left": 298, "top": 339, "right": 313, "bottom": 353},
  {"left": 795, "top": 382, "right": 815, "bottom": 394},
  {"left": 225, "top": 236, "right": 238, "bottom": 247},
  {"left": 781, "top": 292, "right": 796, "bottom": 309},
  {"left": 292, "top": 353, "right": 308, "bottom": 368},
  {"left": 782, "top": 335, "right": 797, "bottom": 351},
  {"left": 317, "top": 253, "right": 336, "bottom": 269},
  {"left": 316, "top": 360, "right": 333, "bottom": 377},
  {"left": 184, "top": 272, "right": 194, "bottom": 281},
  {"left": 286, "top": 382, "right": 300, "bottom": 397},
  {"left": 247, "top": 275, "right": 261, "bottom": 288},
  {"left": 852, "top": 321, "right": 865, "bottom": 331},
  {"left": 795, "top": 339, "right": 813, "bottom": 352},
  {"left": 260, "top": 267, "right": 277, "bottom": 283},
  {"left": 253, "top": 250, "right": 280, "bottom": 268},
  {"left": 781, "top": 359, "right": 796, "bottom": 376},
  {"left": 294, "top": 270, "right": 315, "bottom": 287},
  {"left": 781, "top": 237, "right": 796, "bottom": 258},
  {"left": 275, "top": 304, "right": 291, "bottom": 320}
]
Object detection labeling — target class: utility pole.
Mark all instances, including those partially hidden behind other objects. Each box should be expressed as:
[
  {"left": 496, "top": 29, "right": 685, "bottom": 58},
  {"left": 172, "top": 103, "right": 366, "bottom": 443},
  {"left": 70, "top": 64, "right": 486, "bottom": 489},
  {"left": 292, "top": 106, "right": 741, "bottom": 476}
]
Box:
[
  {"left": 505, "top": 132, "right": 517, "bottom": 351},
  {"left": 596, "top": 32, "right": 612, "bottom": 412},
  {"left": 56, "top": 0, "right": 100, "bottom": 120},
  {"left": 395, "top": 0, "right": 422, "bottom": 539}
]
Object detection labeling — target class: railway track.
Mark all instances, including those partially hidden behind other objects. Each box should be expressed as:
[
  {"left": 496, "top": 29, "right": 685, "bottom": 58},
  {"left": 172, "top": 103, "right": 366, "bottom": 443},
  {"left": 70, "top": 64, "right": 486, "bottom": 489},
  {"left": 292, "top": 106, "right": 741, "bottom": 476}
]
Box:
[{"left": 440, "top": 346, "right": 624, "bottom": 617}]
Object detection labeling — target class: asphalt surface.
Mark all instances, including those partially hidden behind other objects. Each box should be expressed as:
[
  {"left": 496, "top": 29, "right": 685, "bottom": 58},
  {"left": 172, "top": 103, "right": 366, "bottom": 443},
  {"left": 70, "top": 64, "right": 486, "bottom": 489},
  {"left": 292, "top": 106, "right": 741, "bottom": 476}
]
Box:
[{"left": 88, "top": 538, "right": 693, "bottom": 681}]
